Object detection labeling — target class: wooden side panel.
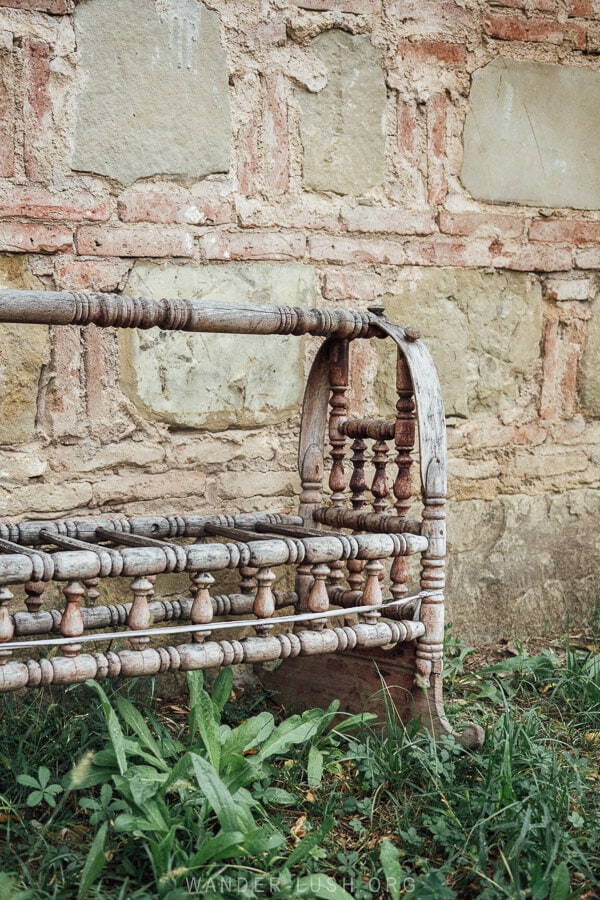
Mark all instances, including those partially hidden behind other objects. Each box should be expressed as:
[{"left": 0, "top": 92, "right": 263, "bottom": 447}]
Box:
[{"left": 257, "top": 641, "right": 418, "bottom": 722}]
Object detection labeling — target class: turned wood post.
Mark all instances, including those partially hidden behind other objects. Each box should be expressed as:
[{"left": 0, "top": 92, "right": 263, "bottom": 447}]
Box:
[
  {"left": 390, "top": 350, "right": 416, "bottom": 606},
  {"left": 0, "top": 586, "right": 14, "bottom": 663},
  {"left": 24, "top": 581, "right": 46, "bottom": 614},
  {"left": 328, "top": 339, "right": 349, "bottom": 506},
  {"left": 347, "top": 436, "right": 367, "bottom": 593},
  {"left": 128, "top": 576, "right": 153, "bottom": 649},
  {"left": 190, "top": 571, "right": 214, "bottom": 643},
  {"left": 254, "top": 568, "right": 276, "bottom": 636},
  {"left": 416, "top": 496, "right": 446, "bottom": 688},
  {"left": 61, "top": 581, "right": 85, "bottom": 657},
  {"left": 303, "top": 562, "right": 330, "bottom": 630}
]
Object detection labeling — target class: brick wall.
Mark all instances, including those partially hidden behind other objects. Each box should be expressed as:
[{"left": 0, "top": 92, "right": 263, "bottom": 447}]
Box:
[{"left": 0, "top": 0, "right": 599, "bottom": 641}]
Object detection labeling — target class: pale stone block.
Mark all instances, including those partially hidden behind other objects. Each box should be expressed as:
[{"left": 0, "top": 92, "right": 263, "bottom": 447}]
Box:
[
  {"left": 121, "top": 262, "right": 316, "bottom": 429},
  {"left": 71, "top": 0, "right": 231, "bottom": 184},
  {"left": 0, "top": 449, "right": 47, "bottom": 481},
  {"left": 216, "top": 469, "right": 299, "bottom": 502},
  {"left": 0, "top": 481, "right": 93, "bottom": 518},
  {"left": 544, "top": 277, "right": 592, "bottom": 303},
  {"left": 0, "top": 256, "right": 48, "bottom": 444},
  {"left": 93, "top": 470, "right": 207, "bottom": 507},
  {"left": 377, "top": 268, "right": 542, "bottom": 418},
  {"left": 446, "top": 490, "right": 600, "bottom": 643},
  {"left": 169, "top": 430, "right": 280, "bottom": 467},
  {"left": 298, "top": 30, "right": 386, "bottom": 195},
  {"left": 462, "top": 58, "right": 600, "bottom": 209},
  {"left": 50, "top": 440, "right": 166, "bottom": 474},
  {"left": 579, "top": 289, "right": 600, "bottom": 416}
]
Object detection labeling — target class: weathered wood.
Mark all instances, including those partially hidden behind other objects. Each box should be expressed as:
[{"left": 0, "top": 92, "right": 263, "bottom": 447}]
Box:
[
  {"left": 190, "top": 572, "right": 215, "bottom": 642},
  {"left": 258, "top": 642, "right": 419, "bottom": 722},
  {"left": 0, "top": 290, "right": 382, "bottom": 339},
  {"left": 313, "top": 507, "right": 422, "bottom": 535},
  {"left": 0, "top": 619, "right": 425, "bottom": 692},
  {"left": 341, "top": 418, "right": 395, "bottom": 441},
  {"left": 11, "top": 591, "right": 298, "bottom": 636},
  {"left": 297, "top": 339, "right": 330, "bottom": 525},
  {"left": 390, "top": 351, "right": 415, "bottom": 603},
  {"left": 328, "top": 339, "right": 350, "bottom": 506},
  {"left": 60, "top": 581, "right": 85, "bottom": 657},
  {"left": 0, "top": 290, "right": 481, "bottom": 746},
  {"left": 0, "top": 512, "right": 302, "bottom": 547},
  {"left": 0, "top": 586, "right": 14, "bottom": 662}
]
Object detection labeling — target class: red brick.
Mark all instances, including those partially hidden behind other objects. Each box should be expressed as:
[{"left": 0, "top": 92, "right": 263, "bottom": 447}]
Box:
[
  {"left": 0, "top": 40, "right": 14, "bottom": 178},
  {"left": 427, "top": 93, "right": 447, "bottom": 206},
  {"left": 403, "top": 237, "right": 491, "bottom": 267},
  {"left": 540, "top": 310, "right": 586, "bottom": 419},
  {"left": 200, "top": 231, "right": 305, "bottom": 261},
  {"left": 397, "top": 98, "right": 418, "bottom": 157},
  {"left": 0, "top": 0, "right": 72, "bottom": 11},
  {"left": 342, "top": 206, "right": 435, "bottom": 235},
  {"left": 289, "top": 0, "right": 381, "bottom": 12},
  {"left": 22, "top": 38, "right": 52, "bottom": 182},
  {"left": 387, "top": 0, "right": 476, "bottom": 34},
  {"left": 241, "top": 22, "right": 287, "bottom": 48},
  {"left": 544, "top": 277, "right": 593, "bottom": 302},
  {"left": 323, "top": 268, "right": 384, "bottom": 301},
  {"left": 574, "top": 248, "right": 600, "bottom": 268},
  {"left": 439, "top": 210, "right": 525, "bottom": 238},
  {"left": 237, "top": 198, "right": 340, "bottom": 231},
  {"left": 39, "top": 325, "right": 85, "bottom": 440},
  {"left": 488, "top": 0, "right": 557, "bottom": 11},
  {"left": 586, "top": 22, "right": 600, "bottom": 52},
  {"left": 567, "top": 0, "right": 593, "bottom": 16},
  {"left": 234, "top": 73, "right": 261, "bottom": 198},
  {"left": 529, "top": 218, "right": 600, "bottom": 244},
  {"left": 484, "top": 12, "right": 586, "bottom": 48},
  {"left": 77, "top": 226, "right": 194, "bottom": 258},
  {"left": 0, "top": 185, "right": 112, "bottom": 222},
  {"left": 53, "top": 257, "right": 132, "bottom": 292},
  {"left": 309, "top": 235, "right": 406, "bottom": 265},
  {"left": 492, "top": 243, "right": 572, "bottom": 271},
  {"left": 0, "top": 222, "right": 72, "bottom": 253},
  {"left": 117, "top": 188, "right": 233, "bottom": 226},
  {"left": 262, "top": 73, "right": 288, "bottom": 197},
  {"left": 397, "top": 40, "right": 467, "bottom": 65}
]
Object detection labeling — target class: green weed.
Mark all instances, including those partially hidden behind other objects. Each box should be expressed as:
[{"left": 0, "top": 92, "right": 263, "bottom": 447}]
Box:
[{"left": 0, "top": 632, "right": 598, "bottom": 899}]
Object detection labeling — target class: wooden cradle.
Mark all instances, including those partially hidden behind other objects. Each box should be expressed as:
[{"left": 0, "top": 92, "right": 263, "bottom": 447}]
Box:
[{"left": 0, "top": 291, "right": 483, "bottom": 749}]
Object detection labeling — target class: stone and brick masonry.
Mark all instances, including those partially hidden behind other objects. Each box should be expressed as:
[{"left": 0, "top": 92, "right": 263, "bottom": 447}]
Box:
[{"left": 0, "top": 0, "right": 600, "bottom": 641}]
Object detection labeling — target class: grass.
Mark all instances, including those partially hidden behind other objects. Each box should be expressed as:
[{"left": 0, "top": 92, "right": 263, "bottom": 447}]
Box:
[{"left": 0, "top": 627, "right": 598, "bottom": 899}]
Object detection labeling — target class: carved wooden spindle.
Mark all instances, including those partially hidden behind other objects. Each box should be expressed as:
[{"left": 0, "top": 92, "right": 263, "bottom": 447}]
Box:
[
  {"left": 239, "top": 565, "right": 258, "bottom": 595},
  {"left": 328, "top": 348, "right": 350, "bottom": 593},
  {"left": 349, "top": 437, "right": 367, "bottom": 510},
  {"left": 304, "top": 562, "right": 330, "bottom": 630},
  {"left": 190, "top": 571, "right": 214, "bottom": 643},
  {"left": 128, "top": 576, "right": 153, "bottom": 649},
  {"left": 390, "top": 352, "right": 416, "bottom": 607},
  {"left": 371, "top": 440, "right": 390, "bottom": 514},
  {"left": 326, "top": 557, "right": 345, "bottom": 597},
  {"left": 82, "top": 577, "right": 100, "bottom": 607},
  {"left": 361, "top": 559, "right": 384, "bottom": 625},
  {"left": 416, "top": 498, "right": 446, "bottom": 688},
  {"left": 370, "top": 440, "right": 390, "bottom": 597},
  {"left": 24, "top": 580, "right": 46, "bottom": 614},
  {"left": 0, "top": 586, "right": 14, "bottom": 663},
  {"left": 346, "top": 558, "right": 366, "bottom": 593},
  {"left": 295, "top": 561, "right": 313, "bottom": 612},
  {"left": 328, "top": 339, "right": 349, "bottom": 507},
  {"left": 346, "top": 437, "right": 368, "bottom": 593},
  {"left": 61, "top": 581, "right": 85, "bottom": 657},
  {"left": 253, "top": 568, "right": 276, "bottom": 636}
]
